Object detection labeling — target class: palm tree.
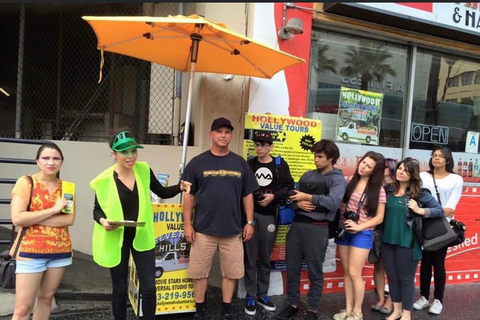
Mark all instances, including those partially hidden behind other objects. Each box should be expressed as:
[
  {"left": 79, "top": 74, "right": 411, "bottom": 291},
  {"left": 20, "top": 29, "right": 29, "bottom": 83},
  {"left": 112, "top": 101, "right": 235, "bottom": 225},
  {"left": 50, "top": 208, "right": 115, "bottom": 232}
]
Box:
[
  {"left": 314, "top": 43, "right": 337, "bottom": 75},
  {"left": 340, "top": 40, "right": 397, "bottom": 91}
]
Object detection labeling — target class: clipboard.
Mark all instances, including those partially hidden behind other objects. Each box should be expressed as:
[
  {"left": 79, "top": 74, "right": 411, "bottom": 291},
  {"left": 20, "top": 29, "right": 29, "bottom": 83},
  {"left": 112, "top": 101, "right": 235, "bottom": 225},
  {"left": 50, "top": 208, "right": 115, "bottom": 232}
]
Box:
[{"left": 107, "top": 220, "right": 146, "bottom": 227}]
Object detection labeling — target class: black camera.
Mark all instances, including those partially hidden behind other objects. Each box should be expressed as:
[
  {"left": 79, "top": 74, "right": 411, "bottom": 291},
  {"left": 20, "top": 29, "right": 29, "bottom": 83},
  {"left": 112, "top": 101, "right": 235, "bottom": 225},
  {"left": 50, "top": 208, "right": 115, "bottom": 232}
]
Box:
[
  {"left": 343, "top": 210, "right": 359, "bottom": 222},
  {"left": 254, "top": 190, "right": 266, "bottom": 201},
  {"left": 337, "top": 210, "right": 360, "bottom": 241}
]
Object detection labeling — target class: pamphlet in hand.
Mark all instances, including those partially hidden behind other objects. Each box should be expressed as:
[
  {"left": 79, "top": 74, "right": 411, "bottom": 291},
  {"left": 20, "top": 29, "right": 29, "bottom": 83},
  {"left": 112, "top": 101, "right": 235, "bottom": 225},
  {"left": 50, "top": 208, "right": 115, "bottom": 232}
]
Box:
[
  {"left": 61, "top": 181, "right": 75, "bottom": 214},
  {"left": 106, "top": 220, "right": 146, "bottom": 227}
]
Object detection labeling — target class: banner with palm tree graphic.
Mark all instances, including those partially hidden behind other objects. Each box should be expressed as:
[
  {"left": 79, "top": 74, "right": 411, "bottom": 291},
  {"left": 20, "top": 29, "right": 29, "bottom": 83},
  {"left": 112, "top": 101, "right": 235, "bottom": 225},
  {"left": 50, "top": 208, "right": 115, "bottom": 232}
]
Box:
[{"left": 336, "top": 87, "right": 383, "bottom": 145}]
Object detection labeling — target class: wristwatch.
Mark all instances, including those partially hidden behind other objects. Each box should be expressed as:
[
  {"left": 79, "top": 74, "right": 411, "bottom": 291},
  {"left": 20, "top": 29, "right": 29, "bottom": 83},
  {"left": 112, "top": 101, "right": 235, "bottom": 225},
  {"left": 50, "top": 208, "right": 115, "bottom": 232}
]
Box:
[{"left": 247, "top": 220, "right": 256, "bottom": 226}]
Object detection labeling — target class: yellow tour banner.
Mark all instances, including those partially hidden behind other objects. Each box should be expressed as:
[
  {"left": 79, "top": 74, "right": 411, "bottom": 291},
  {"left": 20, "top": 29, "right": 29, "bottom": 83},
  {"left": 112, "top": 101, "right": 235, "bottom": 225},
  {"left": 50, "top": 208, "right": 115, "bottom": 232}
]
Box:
[
  {"left": 128, "top": 203, "right": 195, "bottom": 316},
  {"left": 243, "top": 113, "right": 322, "bottom": 181}
]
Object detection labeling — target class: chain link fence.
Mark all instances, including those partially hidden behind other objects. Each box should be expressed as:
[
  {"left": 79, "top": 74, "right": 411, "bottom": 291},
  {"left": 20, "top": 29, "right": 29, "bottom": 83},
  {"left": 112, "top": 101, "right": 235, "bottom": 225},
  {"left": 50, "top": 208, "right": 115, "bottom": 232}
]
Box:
[{"left": 0, "top": 3, "right": 179, "bottom": 145}]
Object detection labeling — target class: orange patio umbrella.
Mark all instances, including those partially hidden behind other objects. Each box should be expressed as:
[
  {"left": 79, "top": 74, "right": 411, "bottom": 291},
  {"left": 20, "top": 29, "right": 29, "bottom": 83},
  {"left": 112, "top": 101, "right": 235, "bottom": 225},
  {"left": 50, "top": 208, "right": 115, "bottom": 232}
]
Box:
[{"left": 82, "top": 14, "right": 305, "bottom": 172}]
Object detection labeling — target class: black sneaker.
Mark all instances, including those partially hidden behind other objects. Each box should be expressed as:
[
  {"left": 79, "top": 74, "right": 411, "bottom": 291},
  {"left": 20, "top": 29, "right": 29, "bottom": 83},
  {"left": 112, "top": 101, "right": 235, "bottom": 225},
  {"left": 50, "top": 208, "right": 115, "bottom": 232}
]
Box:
[
  {"left": 193, "top": 313, "right": 205, "bottom": 320},
  {"left": 276, "top": 304, "right": 298, "bottom": 320},
  {"left": 304, "top": 311, "right": 318, "bottom": 320},
  {"left": 257, "top": 296, "right": 276, "bottom": 311},
  {"left": 245, "top": 297, "right": 257, "bottom": 316}
]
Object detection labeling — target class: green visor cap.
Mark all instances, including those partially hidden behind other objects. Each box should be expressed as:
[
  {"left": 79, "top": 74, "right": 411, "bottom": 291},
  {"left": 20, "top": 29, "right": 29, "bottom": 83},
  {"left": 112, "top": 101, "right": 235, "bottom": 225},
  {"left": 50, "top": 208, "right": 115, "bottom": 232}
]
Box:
[{"left": 111, "top": 131, "right": 144, "bottom": 152}]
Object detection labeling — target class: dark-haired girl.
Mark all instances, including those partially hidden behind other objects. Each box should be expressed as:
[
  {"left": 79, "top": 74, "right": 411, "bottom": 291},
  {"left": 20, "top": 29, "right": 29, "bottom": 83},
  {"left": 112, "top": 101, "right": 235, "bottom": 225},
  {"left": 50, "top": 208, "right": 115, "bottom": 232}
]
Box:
[
  {"left": 333, "top": 151, "right": 386, "bottom": 320},
  {"left": 413, "top": 146, "right": 463, "bottom": 314},
  {"left": 382, "top": 158, "right": 444, "bottom": 320},
  {"left": 11, "top": 142, "right": 75, "bottom": 320}
]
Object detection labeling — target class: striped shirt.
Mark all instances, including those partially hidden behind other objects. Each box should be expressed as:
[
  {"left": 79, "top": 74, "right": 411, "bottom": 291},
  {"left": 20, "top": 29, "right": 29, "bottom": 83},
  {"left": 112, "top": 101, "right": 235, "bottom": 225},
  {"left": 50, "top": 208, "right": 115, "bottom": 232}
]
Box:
[{"left": 339, "top": 187, "right": 386, "bottom": 230}]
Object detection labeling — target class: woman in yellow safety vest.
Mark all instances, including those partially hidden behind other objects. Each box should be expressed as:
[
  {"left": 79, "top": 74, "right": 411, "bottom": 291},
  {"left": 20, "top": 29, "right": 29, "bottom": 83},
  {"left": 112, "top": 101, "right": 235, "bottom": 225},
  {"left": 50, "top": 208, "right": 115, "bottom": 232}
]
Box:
[{"left": 90, "top": 128, "right": 190, "bottom": 320}]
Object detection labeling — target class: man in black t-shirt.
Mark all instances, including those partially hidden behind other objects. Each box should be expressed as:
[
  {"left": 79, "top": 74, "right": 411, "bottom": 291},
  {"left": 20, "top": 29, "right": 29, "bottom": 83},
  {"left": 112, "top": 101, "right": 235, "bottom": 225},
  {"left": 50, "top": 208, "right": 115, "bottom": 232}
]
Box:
[
  {"left": 244, "top": 131, "right": 294, "bottom": 316},
  {"left": 182, "top": 117, "right": 259, "bottom": 320}
]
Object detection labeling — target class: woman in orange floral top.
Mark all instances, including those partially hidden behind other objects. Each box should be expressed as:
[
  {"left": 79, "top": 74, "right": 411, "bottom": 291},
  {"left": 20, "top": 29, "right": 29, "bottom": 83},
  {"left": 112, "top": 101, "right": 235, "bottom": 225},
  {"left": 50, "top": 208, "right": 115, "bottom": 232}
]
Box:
[{"left": 10, "top": 142, "right": 75, "bottom": 320}]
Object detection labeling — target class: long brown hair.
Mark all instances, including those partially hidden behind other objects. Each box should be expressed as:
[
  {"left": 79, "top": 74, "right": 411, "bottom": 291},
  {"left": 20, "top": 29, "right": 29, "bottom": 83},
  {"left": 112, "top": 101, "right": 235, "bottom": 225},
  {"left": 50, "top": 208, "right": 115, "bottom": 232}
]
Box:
[
  {"left": 394, "top": 157, "right": 422, "bottom": 199},
  {"left": 343, "top": 151, "right": 385, "bottom": 217}
]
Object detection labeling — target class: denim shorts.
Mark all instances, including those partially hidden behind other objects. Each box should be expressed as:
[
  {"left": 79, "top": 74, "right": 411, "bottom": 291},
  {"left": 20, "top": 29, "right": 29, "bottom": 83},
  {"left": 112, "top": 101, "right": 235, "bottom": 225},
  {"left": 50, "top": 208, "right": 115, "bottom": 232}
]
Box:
[
  {"left": 335, "top": 230, "right": 374, "bottom": 249},
  {"left": 16, "top": 257, "right": 72, "bottom": 274}
]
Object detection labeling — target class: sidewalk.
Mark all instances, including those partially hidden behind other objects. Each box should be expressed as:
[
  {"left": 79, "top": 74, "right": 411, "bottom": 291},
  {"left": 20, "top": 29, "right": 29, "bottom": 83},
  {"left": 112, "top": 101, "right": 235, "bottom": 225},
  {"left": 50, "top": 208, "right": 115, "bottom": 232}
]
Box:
[{"left": 2, "top": 225, "right": 480, "bottom": 319}]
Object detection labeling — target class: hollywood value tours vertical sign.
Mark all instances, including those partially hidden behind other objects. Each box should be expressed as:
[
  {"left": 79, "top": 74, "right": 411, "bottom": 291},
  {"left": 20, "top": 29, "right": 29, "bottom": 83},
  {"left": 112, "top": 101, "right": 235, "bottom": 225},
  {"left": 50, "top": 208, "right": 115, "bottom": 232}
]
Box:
[{"left": 128, "top": 204, "right": 195, "bottom": 316}]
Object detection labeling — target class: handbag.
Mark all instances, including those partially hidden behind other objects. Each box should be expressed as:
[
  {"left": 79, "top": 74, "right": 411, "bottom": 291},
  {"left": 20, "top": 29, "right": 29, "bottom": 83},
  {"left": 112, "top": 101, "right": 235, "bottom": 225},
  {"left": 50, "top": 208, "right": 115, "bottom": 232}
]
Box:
[
  {"left": 415, "top": 174, "right": 459, "bottom": 251},
  {"left": 449, "top": 219, "right": 466, "bottom": 247},
  {"left": 274, "top": 156, "right": 295, "bottom": 225},
  {"left": 368, "top": 224, "right": 383, "bottom": 264},
  {"left": 328, "top": 209, "right": 340, "bottom": 239},
  {"left": 421, "top": 217, "right": 457, "bottom": 251},
  {"left": 0, "top": 175, "right": 32, "bottom": 289},
  {"left": 278, "top": 199, "right": 295, "bottom": 225}
]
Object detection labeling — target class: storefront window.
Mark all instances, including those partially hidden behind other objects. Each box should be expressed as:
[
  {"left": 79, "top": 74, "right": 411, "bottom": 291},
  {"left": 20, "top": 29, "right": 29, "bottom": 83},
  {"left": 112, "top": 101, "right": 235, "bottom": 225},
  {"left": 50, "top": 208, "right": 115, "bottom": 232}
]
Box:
[
  {"left": 475, "top": 71, "right": 480, "bottom": 84},
  {"left": 308, "top": 30, "right": 409, "bottom": 147},
  {"left": 411, "top": 50, "right": 480, "bottom": 152}
]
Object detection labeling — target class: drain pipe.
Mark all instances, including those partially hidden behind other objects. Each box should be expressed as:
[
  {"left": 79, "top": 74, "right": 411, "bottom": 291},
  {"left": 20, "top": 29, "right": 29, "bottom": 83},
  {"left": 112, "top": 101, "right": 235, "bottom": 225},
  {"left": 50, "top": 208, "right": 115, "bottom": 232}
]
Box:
[
  {"left": 15, "top": 4, "right": 25, "bottom": 139},
  {"left": 173, "top": 2, "right": 184, "bottom": 146}
]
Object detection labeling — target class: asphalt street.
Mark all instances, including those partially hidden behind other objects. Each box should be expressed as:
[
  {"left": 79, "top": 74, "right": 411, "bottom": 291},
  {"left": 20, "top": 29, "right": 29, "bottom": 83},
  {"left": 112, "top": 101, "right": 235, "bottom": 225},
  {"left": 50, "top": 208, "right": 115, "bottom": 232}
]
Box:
[{"left": 2, "top": 283, "right": 479, "bottom": 320}]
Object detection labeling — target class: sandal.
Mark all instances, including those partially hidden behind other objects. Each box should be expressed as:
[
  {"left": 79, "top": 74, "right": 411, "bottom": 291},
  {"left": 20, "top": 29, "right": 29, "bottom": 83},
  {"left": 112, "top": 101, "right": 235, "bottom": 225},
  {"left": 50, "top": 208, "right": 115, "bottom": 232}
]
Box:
[{"left": 371, "top": 304, "right": 383, "bottom": 311}]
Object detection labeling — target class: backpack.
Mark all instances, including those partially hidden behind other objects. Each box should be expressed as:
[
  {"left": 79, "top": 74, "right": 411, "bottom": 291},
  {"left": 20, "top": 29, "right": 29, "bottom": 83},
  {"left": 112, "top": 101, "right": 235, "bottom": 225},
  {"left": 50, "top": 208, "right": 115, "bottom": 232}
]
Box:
[{"left": 274, "top": 156, "right": 295, "bottom": 225}]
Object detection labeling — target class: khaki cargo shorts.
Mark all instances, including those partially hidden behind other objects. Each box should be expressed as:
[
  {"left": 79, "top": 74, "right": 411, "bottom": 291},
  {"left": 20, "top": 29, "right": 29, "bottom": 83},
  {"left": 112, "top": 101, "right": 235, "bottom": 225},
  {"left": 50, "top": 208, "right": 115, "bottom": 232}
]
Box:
[{"left": 188, "top": 232, "right": 244, "bottom": 279}]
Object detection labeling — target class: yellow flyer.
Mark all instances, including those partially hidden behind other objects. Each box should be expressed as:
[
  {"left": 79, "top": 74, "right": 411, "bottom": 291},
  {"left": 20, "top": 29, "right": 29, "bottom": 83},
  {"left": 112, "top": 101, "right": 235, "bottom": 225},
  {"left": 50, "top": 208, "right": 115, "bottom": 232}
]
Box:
[
  {"left": 61, "top": 181, "right": 75, "bottom": 214},
  {"left": 243, "top": 113, "right": 322, "bottom": 181},
  {"left": 128, "top": 203, "right": 195, "bottom": 316}
]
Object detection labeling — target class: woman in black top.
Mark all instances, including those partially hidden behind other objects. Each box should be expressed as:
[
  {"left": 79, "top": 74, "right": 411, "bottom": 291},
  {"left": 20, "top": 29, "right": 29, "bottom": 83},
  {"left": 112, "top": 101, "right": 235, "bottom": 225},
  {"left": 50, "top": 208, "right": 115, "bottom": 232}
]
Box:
[{"left": 91, "top": 127, "right": 190, "bottom": 320}]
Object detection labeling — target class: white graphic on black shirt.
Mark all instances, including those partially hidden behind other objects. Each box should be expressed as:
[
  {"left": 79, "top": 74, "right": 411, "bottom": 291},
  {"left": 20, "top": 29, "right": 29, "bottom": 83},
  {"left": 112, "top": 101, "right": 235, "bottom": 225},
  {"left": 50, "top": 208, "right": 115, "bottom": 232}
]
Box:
[{"left": 255, "top": 167, "right": 273, "bottom": 187}]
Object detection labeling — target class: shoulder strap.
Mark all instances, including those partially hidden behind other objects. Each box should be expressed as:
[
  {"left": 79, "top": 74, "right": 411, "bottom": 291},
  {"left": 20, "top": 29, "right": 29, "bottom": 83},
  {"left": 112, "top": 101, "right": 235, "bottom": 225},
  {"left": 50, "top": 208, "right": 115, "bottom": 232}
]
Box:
[
  {"left": 275, "top": 155, "right": 281, "bottom": 167},
  {"left": 431, "top": 173, "right": 441, "bottom": 205},
  {"left": 12, "top": 175, "right": 33, "bottom": 258},
  {"left": 275, "top": 156, "right": 282, "bottom": 190},
  {"left": 356, "top": 191, "right": 367, "bottom": 215},
  {"left": 25, "top": 175, "right": 33, "bottom": 211}
]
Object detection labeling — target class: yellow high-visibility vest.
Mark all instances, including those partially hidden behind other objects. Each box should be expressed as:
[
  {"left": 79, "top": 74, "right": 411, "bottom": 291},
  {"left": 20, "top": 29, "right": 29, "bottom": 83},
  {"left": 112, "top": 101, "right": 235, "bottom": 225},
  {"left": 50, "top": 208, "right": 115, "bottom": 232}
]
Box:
[{"left": 90, "top": 162, "right": 154, "bottom": 268}]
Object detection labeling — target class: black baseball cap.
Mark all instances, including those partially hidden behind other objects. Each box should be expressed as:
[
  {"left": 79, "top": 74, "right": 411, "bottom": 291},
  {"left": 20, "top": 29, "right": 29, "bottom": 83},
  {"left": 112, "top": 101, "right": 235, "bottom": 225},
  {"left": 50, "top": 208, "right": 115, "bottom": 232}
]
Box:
[
  {"left": 253, "top": 131, "right": 273, "bottom": 144},
  {"left": 211, "top": 117, "right": 234, "bottom": 131}
]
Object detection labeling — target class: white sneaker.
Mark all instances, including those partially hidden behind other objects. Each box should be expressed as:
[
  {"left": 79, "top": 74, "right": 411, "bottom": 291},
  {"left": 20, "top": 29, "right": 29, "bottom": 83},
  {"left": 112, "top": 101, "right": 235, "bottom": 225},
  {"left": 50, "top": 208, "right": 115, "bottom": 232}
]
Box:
[
  {"left": 413, "top": 296, "right": 429, "bottom": 310},
  {"left": 428, "top": 299, "right": 443, "bottom": 314}
]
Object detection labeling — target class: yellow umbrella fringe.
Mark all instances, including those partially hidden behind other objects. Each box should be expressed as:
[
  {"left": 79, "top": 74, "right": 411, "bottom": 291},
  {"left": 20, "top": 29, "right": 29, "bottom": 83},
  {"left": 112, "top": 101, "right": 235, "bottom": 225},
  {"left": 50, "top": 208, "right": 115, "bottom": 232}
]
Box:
[{"left": 98, "top": 49, "right": 105, "bottom": 83}]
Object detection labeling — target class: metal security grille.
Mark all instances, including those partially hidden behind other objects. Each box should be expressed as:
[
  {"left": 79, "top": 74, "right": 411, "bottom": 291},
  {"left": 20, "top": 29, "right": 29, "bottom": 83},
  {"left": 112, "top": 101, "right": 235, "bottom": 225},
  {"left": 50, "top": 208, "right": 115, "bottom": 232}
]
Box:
[{"left": 0, "top": 3, "right": 179, "bottom": 145}]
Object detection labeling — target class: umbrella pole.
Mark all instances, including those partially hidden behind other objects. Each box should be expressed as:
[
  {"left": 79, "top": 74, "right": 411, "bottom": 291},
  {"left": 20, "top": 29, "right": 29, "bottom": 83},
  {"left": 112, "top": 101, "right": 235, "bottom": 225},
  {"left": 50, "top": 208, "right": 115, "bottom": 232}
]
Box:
[
  {"left": 179, "top": 34, "right": 201, "bottom": 180},
  {"left": 179, "top": 63, "right": 195, "bottom": 178}
]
